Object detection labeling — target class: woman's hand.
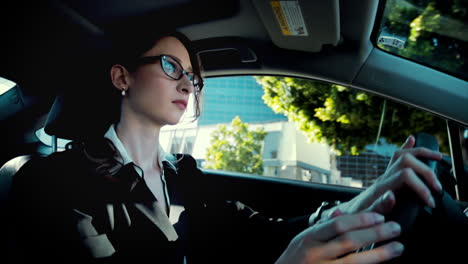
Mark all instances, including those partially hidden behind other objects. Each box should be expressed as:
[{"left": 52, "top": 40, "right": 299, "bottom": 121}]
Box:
[
  {"left": 338, "top": 135, "right": 443, "bottom": 215},
  {"left": 277, "top": 211, "right": 404, "bottom": 264}
]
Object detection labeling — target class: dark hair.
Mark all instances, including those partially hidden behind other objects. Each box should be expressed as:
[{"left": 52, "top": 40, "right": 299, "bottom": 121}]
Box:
[
  {"left": 66, "top": 30, "right": 202, "bottom": 175},
  {"left": 108, "top": 30, "right": 203, "bottom": 122}
]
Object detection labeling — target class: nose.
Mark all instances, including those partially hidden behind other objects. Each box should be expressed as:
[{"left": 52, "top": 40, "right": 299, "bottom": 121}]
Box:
[{"left": 177, "top": 73, "right": 194, "bottom": 94}]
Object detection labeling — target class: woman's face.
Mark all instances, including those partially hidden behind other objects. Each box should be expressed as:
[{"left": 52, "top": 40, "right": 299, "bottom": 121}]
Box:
[{"left": 124, "top": 36, "right": 195, "bottom": 127}]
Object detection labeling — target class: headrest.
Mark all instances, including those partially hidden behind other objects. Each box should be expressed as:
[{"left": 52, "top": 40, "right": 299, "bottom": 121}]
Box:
[{"left": 44, "top": 89, "right": 119, "bottom": 140}]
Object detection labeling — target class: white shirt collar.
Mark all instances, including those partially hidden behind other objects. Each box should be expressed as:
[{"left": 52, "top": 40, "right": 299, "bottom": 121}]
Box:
[{"left": 104, "top": 124, "right": 169, "bottom": 177}]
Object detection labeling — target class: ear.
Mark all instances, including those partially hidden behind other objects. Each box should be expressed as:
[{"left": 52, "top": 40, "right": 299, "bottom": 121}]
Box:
[{"left": 110, "top": 64, "right": 131, "bottom": 91}]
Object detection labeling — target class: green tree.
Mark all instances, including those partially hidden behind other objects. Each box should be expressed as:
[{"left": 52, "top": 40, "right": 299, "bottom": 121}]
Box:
[
  {"left": 256, "top": 76, "right": 448, "bottom": 155},
  {"left": 205, "top": 116, "right": 267, "bottom": 174},
  {"left": 378, "top": 0, "right": 467, "bottom": 78}
]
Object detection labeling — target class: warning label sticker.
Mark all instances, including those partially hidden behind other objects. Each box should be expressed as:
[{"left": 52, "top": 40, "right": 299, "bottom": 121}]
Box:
[{"left": 271, "top": 1, "right": 308, "bottom": 36}]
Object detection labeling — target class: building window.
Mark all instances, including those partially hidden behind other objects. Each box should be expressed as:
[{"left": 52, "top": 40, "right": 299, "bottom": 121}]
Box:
[{"left": 271, "top": 150, "right": 278, "bottom": 159}]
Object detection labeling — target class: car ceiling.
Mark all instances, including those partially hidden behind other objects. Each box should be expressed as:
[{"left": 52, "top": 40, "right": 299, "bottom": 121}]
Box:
[{"left": 1, "top": 0, "right": 467, "bottom": 145}]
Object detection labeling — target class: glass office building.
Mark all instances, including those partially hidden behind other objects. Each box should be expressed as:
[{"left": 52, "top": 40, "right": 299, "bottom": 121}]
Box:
[{"left": 198, "top": 76, "right": 287, "bottom": 125}]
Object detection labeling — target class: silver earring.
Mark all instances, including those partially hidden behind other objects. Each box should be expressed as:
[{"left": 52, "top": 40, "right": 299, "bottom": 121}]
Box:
[{"left": 121, "top": 87, "right": 126, "bottom": 96}]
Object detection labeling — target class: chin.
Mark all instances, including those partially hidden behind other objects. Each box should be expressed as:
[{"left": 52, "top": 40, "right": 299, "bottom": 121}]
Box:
[
  {"left": 166, "top": 116, "right": 184, "bottom": 126},
  {"left": 166, "top": 121, "right": 180, "bottom": 126}
]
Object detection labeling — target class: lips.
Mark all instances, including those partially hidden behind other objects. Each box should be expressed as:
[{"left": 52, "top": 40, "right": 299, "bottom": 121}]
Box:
[{"left": 172, "top": 99, "right": 188, "bottom": 110}]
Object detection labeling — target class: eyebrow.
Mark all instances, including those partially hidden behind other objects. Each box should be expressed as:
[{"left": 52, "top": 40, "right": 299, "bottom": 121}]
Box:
[{"left": 171, "top": 55, "right": 193, "bottom": 72}]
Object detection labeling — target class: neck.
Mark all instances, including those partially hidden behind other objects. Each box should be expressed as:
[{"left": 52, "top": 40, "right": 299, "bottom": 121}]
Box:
[{"left": 115, "top": 117, "right": 162, "bottom": 172}]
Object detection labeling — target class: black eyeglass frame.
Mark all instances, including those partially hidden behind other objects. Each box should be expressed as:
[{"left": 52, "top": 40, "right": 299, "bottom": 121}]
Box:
[{"left": 129, "top": 54, "right": 204, "bottom": 92}]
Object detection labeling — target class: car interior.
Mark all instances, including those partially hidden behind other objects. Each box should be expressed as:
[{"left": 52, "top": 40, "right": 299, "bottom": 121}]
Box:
[{"left": 1, "top": 0, "right": 467, "bottom": 263}]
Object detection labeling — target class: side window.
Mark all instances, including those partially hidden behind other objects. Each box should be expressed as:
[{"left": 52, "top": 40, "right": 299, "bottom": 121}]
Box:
[
  {"left": 1, "top": 77, "right": 71, "bottom": 154},
  {"left": 160, "top": 76, "right": 450, "bottom": 189},
  {"left": 35, "top": 128, "right": 71, "bottom": 152},
  {"left": 0, "top": 77, "right": 16, "bottom": 95},
  {"left": 463, "top": 128, "right": 468, "bottom": 167},
  {"left": 0, "top": 77, "right": 21, "bottom": 120}
]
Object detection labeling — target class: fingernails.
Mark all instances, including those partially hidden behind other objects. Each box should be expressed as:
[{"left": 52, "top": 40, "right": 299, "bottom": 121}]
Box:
[
  {"left": 405, "top": 136, "right": 411, "bottom": 143},
  {"left": 330, "top": 208, "right": 342, "bottom": 219},
  {"left": 428, "top": 196, "right": 436, "bottom": 208},
  {"left": 374, "top": 213, "right": 385, "bottom": 224},
  {"left": 405, "top": 135, "right": 414, "bottom": 144},
  {"left": 391, "top": 243, "right": 404, "bottom": 257},
  {"left": 388, "top": 222, "right": 401, "bottom": 236},
  {"left": 436, "top": 180, "right": 443, "bottom": 193},
  {"left": 383, "top": 190, "right": 394, "bottom": 202},
  {"left": 383, "top": 190, "right": 392, "bottom": 200}
]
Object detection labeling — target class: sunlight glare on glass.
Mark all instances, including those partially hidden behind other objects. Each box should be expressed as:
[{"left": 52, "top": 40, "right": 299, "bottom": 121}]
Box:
[
  {"left": 0, "top": 77, "right": 16, "bottom": 96},
  {"left": 376, "top": 0, "right": 467, "bottom": 80},
  {"left": 35, "top": 127, "right": 71, "bottom": 149}
]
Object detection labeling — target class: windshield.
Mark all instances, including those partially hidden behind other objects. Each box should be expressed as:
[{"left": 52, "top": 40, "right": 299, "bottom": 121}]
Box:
[{"left": 376, "top": 0, "right": 467, "bottom": 80}]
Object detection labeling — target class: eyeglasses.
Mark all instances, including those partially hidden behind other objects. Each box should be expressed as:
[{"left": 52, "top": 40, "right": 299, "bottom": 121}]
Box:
[{"left": 132, "top": 54, "right": 203, "bottom": 92}]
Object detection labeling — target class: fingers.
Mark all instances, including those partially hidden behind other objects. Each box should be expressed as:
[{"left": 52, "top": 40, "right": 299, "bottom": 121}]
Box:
[
  {"left": 398, "top": 152, "right": 442, "bottom": 192},
  {"left": 393, "top": 167, "right": 436, "bottom": 208},
  {"left": 322, "top": 221, "right": 401, "bottom": 259},
  {"left": 393, "top": 147, "right": 442, "bottom": 165},
  {"left": 366, "top": 190, "right": 396, "bottom": 215},
  {"left": 396, "top": 135, "right": 442, "bottom": 163},
  {"left": 400, "top": 135, "right": 415, "bottom": 150},
  {"left": 404, "top": 147, "right": 443, "bottom": 161},
  {"left": 388, "top": 149, "right": 443, "bottom": 196},
  {"left": 312, "top": 212, "right": 385, "bottom": 241},
  {"left": 329, "top": 242, "right": 404, "bottom": 264},
  {"left": 329, "top": 208, "right": 343, "bottom": 219},
  {"left": 285, "top": 213, "right": 402, "bottom": 264}
]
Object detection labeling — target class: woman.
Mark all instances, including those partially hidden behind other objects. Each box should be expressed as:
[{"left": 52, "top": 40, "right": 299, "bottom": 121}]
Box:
[{"left": 10, "top": 30, "right": 443, "bottom": 264}]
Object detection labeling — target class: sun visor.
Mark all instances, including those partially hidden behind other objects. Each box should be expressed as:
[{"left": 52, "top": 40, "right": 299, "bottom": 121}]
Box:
[{"left": 252, "top": 0, "right": 340, "bottom": 52}]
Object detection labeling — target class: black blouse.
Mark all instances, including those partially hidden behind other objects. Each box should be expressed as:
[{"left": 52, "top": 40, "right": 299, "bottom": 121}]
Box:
[{"left": 8, "top": 143, "right": 310, "bottom": 264}]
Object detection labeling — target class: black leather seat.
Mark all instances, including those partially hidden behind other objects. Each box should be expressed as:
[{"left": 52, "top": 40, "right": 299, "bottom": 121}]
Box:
[
  {"left": 0, "top": 95, "right": 69, "bottom": 208},
  {"left": 0, "top": 155, "right": 32, "bottom": 209},
  {"left": 0, "top": 93, "right": 101, "bottom": 263}
]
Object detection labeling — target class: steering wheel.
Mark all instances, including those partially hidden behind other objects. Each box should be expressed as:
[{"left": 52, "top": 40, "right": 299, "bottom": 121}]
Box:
[{"left": 381, "top": 132, "right": 468, "bottom": 263}]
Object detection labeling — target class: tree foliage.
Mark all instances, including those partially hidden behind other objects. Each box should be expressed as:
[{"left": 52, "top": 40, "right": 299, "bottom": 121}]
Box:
[
  {"left": 255, "top": 1, "right": 462, "bottom": 155},
  {"left": 256, "top": 76, "right": 448, "bottom": 155},
  {"left": 205, "top": 116, "right": 267, "bottom": 174},
  {"left": 379, "top": 0, "right": 467, "bottom": 79}
]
